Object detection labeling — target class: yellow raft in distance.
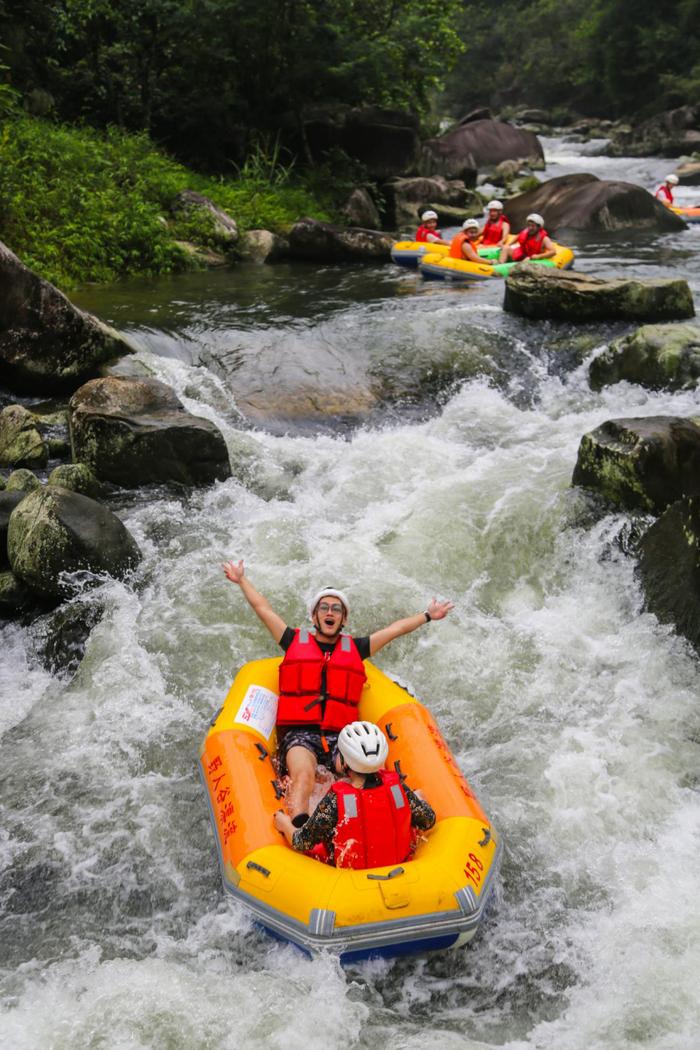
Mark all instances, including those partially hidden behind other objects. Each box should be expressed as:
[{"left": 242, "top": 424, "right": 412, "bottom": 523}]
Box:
[{"left": 199, "top": 657, "right": 502, "bottom": 961}]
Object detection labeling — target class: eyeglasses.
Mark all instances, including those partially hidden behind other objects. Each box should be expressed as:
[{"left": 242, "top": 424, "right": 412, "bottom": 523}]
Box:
[{"left": 318, "top": 602, "right": 344, "bottom": 614}]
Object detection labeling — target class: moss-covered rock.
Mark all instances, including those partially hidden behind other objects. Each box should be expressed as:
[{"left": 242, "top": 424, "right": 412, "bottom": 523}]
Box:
[
  {"left": 638, "top": 496, "right": 700, "bottom": 651},
  {"left": 36, "top": 598, "right": 104, "bottom": 675},
  {"left": 69, "top": 376, "right": 231, "bottom": 487},
  {"left": 288, "top": 218, "right": 394, "bottom": 261},
  {"left": 0, "top": 569, "right": 35, "bottom": 616},
  {"left": 7, "top": 485, "right": 141, "bottom": 598},
  {"left": 572, "top": 416, "right": 700, "bottom": 513},
  {"left": 0, "top": 474, "right": 5, "bottom": 490},
  {"left": 0, "top": 490, "right": 27, "bottom": 566},
  {"left": 5, "top": 469, "right": 41, "bottom": 493},
  {"left": 0, "top": 405, "right": 48, "bottom": 468},
  {"left": 590, "top": 323, "right": 700, "bottom": 391},
  {"left": 239, "top": 230, "right": 289, "bottom": 263},
  {"left": 505, "top": 266, "right": 695, "bottom": 322},
  {"left": 48, "top": 463, "right": 104, "bottom": 498}
]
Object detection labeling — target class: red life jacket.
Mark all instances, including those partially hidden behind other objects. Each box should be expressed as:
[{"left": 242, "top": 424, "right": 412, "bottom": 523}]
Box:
[
  {"left": 332, "top": 770, "right": 412, "bottom": 869},
  {"left": 415, "top": 224, "right": 441, "bottom": 243},
  {"left": 480, "top": 214, "right": 508, "bottom": 245},
  {"left": 277, "top": 628, "right": 366, "bottom": 731},
  {"left": 517, "top": 226, "right": 548, "bottom": 257},
  {"left": 655, "top": 184, "right": 673, "bottom": 205}
]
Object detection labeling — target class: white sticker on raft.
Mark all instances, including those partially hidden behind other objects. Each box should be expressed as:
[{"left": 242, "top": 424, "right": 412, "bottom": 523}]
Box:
[{"left": 234, "top": 684, "right": 279, "bottom": 740}]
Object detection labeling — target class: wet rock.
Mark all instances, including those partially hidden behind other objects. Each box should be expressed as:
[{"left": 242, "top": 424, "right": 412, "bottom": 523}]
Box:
[
  {"left": 0, "top": 240, "right": 135, "bottom": 394},
  {"left": 36, "top": 598, "right": 104, "bottom": 675},
  {"left": 239, "top": 230, "right": 289, "bottom": 263},
  {"left": 7, "top": 485, "right": 141, "bottom": 598},
  {"left": 515, "top": 109, "right": 552, "bottom": 125},
  {"left": 572, "top": 417, "right": 700, "bottom": 513},
  {"left": 504, "top": 173, "right": 685, "bottom": 233},
  {"left": 590, "top": 323, "right": 700, "bottom": 391},
  {"left": 288, "top": 218, "right": 394, "bottom": 262},
  {"left": 0, "top": 405, "right": 48, "bottom": 468},
  {"left": 609, "top": 105, "right": 700, "bottom": 158},
  {"left": 0, "top": 474, "right": 5, "bottom": 490},
  {"left": 5, "top": 469, "right": 41, "bottom": 493},
  {"left": 69, "top": 376, "right": 231, "bottom": 487},
  {"left": 458, "top": 107, "right": 492, "bottom": 125},
  {"left": 173, "top": 241, "right": 228, "bottom": 267},
  {"left": 420, "top": 120, "right": 544, "bottom": 181},
  {"left": 383, "top": 176, "right": 479, "bottom": 229},
  {"left": 0, "top": 569, "right": 35, "bottom": 616},
  {"left": 0, "top": 490, "right": 27, "bottom": 566},
  {"left": 48, "top": 463, "right": 104, "bottom": 499},
  {"left": 504, "top": 266, "right": 695, "bottom": 323},
  {"left": 342, "top": 188, "right": 381, "bottom": 230},
  {"left": 638, "top": 496, "right": 700, "bottom": 650},
  {"left": 171, "top": 190, "right": 238, "bottom": 246},
  {"left": 675, "top": 159, "right": 700, "bottom": 185},
  {"left": 47, "top": 437, "right": 71, "bottom": 459}
]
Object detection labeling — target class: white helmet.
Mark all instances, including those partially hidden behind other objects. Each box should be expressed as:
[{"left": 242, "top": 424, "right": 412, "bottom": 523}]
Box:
[
  {"left": 421, "top": 210, "right": 438, "bottom": 221},
  {"left": 666, "top": 174, "right": 679, "bottom": 185},
  {"left": 462, "top": 218, "right": 480, "bottom": 230},
  {"left": 526, "top": 212, "right": 544, "bottom": 226},
  {"left": 486, "top": 200, "right": 503, "bottom": 211},
  {"left": 338, "top": 721, "right": 389, "bottom": 773},
  {"left": 308, "top": 587, "right": 350, "bottom": 619}
]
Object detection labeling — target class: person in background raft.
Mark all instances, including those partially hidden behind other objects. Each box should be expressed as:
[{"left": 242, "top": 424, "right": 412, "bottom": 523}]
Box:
[
  {"left": 274, "top": 721, "right": 436, "bottom": 868},
  {"left": 449, "top": 218, "right": 484, "bottom": 264},
  {"left": 479, "top": 200, "right": 511, "bottom": 247},
  {"left": 655, "top": 173, "right": 679, "bottom": 205},
  {"left": 415, "top": 209, "right": 449, "bottom": 245},
  {"left": 499, "top": 212, "right": 556, "bottom": 264},
  {"left": 222, "top": 561, "right": 454, "bottom": 826}
]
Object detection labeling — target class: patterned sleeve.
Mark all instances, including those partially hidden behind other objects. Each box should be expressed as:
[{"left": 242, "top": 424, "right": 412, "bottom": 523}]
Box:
[
  {"left": 291, "top": 792, "right": 338, "bottom": 854},
  {"left": 404, "top": 785, "right": 436, "bottom": 830}
]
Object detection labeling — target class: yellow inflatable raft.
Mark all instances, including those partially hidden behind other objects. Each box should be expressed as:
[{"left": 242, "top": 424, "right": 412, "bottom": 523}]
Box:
[
  {"left": 419, "top": 242, "right": 575, "bottom": 282},
  {"left": 670, "top": 205, "right": 700, "bottom": 224},
  {"left": 390, "top": 240, "right": 450, "bottom": 267},
  {"left": 200, "top": 658, "right": 502, "bottom": 961}
]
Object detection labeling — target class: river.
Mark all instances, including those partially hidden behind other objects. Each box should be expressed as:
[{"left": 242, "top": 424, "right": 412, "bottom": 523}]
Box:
[{"left": 1, "top": 139, "right": 699, "bottom": 1050}]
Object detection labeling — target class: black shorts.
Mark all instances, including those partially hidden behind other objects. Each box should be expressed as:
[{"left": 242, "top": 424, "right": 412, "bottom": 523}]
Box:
[{"left": 277, "top": 728, "right": 340, "bottom": 775}]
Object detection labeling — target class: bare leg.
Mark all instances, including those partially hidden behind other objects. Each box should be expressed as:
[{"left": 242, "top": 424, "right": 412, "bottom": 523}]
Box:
[
  {"left": 498, "top": 245, "right": 511, "bottom": 263},
  {"left": 285, "top": 746, "right": 317, "bottom": 820}
]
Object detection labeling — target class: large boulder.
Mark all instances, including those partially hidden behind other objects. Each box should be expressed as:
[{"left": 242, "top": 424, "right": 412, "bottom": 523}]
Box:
[
  {"left": 69, "top": 376, "right": 231, "bottom": 487},
  {"left": 304, "top": 107, "right": 420, "bottom": 179},
  {"left": 675, "top": 159, "right": 700, "bottom": 185},
  {"left": 7, "top": 485, "right": 141, "bottom": 598},
  {"left": 609, "top": 105, "right": 700, "bottom": 158},
  {"left": 171, "top": 190, "right": 238, "bottom": 246},
  {"left": 572, "top": 417, "right": 700, "bottom": 513},
  {"left": 590, "top": 323, "right": 700, "bottom": 391},
  {"left": 238, "top": 230, "right": 289, "bottom": 263},
  {"left": 0, "top": 405, "right": 48, "bottom": 468},
  {"left": 0, "top": 490, "right": 26, "bottom": 566},
  {"left": 341, "top": 188, "right": 381, "bottom": 230},
  {"left": 383, "top": 176, "right": 480, "bottom": 229},
  {"left": 48, "top": 463, "right": 104, "bottom": 498},
  {"left": 504, "top": 265, "right": 695, "bottom": 323},
  {"left": 638, "top": 496, "right": 700, "bottom": 651},
  {"left": 503, "top": 173, "right": 686, "bottom": 233},
  {"left": 420, "top": 120, "right": 544, "bottom": 181},
  {"left": 287, "top": 218, "right": 394, "bottom": 262},
  {"left": 0, "top": 241, "right": 136, "bottom": 394}
]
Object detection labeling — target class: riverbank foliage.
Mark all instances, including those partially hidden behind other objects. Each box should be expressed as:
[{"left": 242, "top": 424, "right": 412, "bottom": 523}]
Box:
[{"left": 0, "top": 117, "right": 334, "bottom": 287}]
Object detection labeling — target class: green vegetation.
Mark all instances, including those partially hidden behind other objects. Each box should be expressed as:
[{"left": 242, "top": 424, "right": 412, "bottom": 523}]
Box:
[{"left": 0, "top": 116, "right": 333, "bottom": 287}]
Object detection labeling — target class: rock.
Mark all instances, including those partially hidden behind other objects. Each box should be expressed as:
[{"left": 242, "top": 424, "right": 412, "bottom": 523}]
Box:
[
  {"left": 572, "top": 417, "right": 700, "bottom": 513},
  {"left": 638, "top": 496, "right": 700, "bottom": 650},
  {"left": 0, "top": 490, "right": 27, "bottom": 566},
  {"left": 69, "top": 376, "right": 231, "bottom": 487},
  {"left": 7, "top": 485, "right": 141, "bottom": 598},
  {"left": 675, "top": 159, "right": 700, "bottom": 185},
  {"left": 420, "top": 120, "right": 544, "bottom": 181},
  {"left": 239, "top": 230, "right": 289, "bottom": 263},
  {"left": 0, "top": 240, "right": 136, "bottom": 394},
  {"left": 0, "top": 405, "right": 48, "bottom": 468},
  {"left": 458, "top": 107, "right": 492, "bottom": 125},
  {"left": 48, "top": 463, "right": 104, "bottom": 498},
  {"left": 516, "top": 109, "right": 552, "bottom": 125},
  {"left": 173, "top": 241, "right": 228, "bottom": 267},
  {"left": 36, "top": 599, "right": 104, "bottom": 675},
  {"left": 341, "top": 188, "right": 381, "bottom": 230},
  {"left": 171, "top": 190, "right": 239, "bottom": 246},
  {"left": 609, "top": 105, "right": 700, "bottom": 158},
  {"left": 504, "top": 173, "right": 686, "bottom": 233},
  {"left": 590, "top": 323, "right": 700, "bottom": 391},
  {"left": 383, "top": 176, "right": 480, "bottom": 229},
  {"left": 287, "top": 218, "right": 394, "bottom": 262},
  {"left": 0, "top": 569, "right": 35, "bottom": 616},
  {"left": 504, "top": 266, "right": 695, "bottom": 323},
  {"left": 304, "top": 106, "right": 420, "bottom": 179},
  {"left": 0, "top": 474, "right": 5, "bottom": 490},
  {"left": 5, "top": 470, "right": 41, "bottom": 493},
  {"left": 47, "top": 437, "right": 72, "bottom": 459}
]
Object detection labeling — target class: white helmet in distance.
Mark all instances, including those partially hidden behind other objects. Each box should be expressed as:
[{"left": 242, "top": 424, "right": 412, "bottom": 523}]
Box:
[
  {"left": 486, "top": 200, "right": 503, "bottom": 211},
  {"left": 526, "top": 212, "right": 544, "bottom": 226},
  {"left": 462, "top": 218, "right": 480, "bottom": 230},
  {"left": 666, "top": 174, "right": 679, "bottom": 185},
  {"left": 308, "top": 586, "right": 350, "bottom": 619},
  {"left": 421, "top": 209, "right": 439, "bottom": 221},
  {"left": 338, "top": 721, "right": 389, "bottom": 773}
]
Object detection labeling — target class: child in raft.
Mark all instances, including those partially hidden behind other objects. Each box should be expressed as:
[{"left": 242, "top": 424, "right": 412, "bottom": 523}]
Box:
[{"left": 415, "top": 209, "right": 449, "bottom": 245}]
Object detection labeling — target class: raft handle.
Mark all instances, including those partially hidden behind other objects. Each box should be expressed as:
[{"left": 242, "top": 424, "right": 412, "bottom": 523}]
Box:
[
  {"left": 209, "top": 706, "right": 223, "bottom": 727},
  {"left": 271, "top": 779, "right": 284, "bottom": 800},
  {"left": 255, "top": 742, "right": 269, "bottom": 761},
  {"left": 246, "top": 861, "right": 271, "bottom": 878},
  {"left": 385, "top": 722, "right": 398, "bottom": 741},
  {"left": 367, "top": 866, "right": 405, "bottom": 881},
  {"left": 479, "top": 827, "right": 492, "bottom": 848}
]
